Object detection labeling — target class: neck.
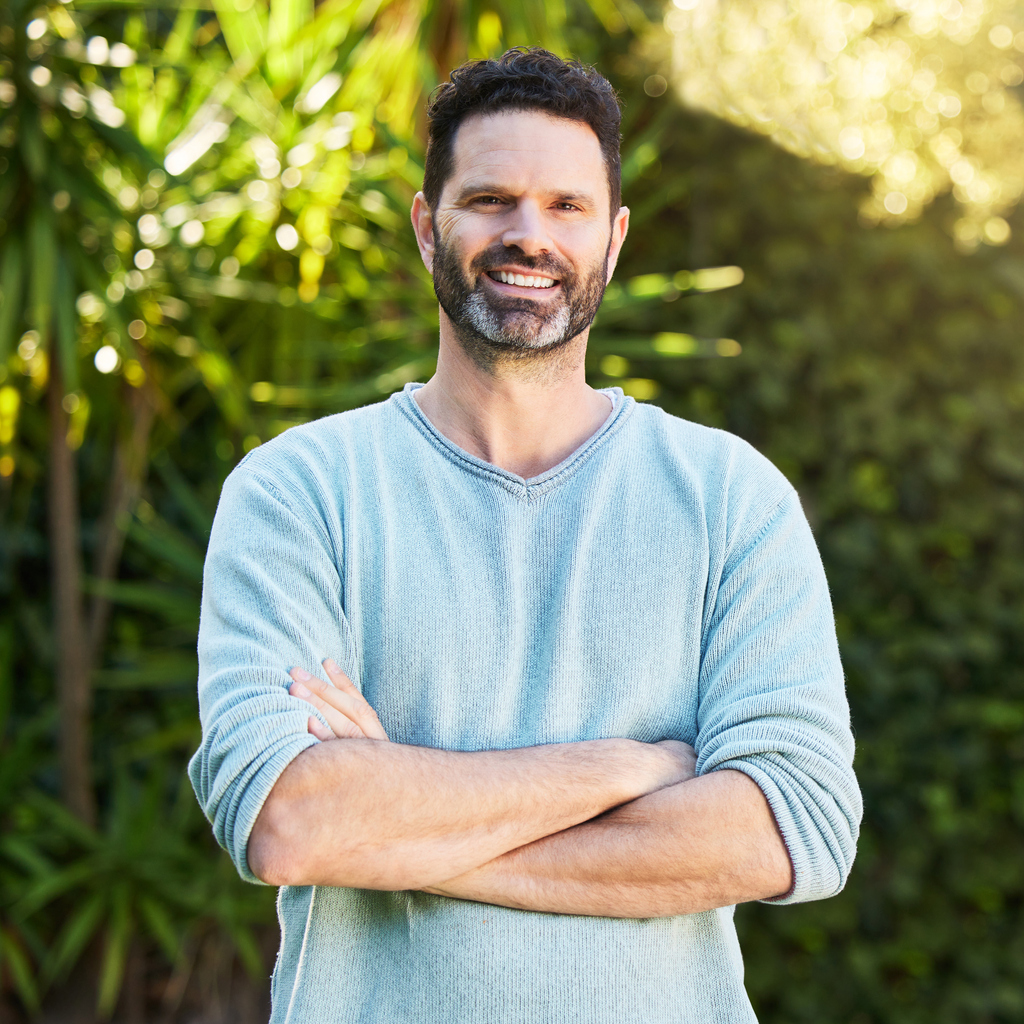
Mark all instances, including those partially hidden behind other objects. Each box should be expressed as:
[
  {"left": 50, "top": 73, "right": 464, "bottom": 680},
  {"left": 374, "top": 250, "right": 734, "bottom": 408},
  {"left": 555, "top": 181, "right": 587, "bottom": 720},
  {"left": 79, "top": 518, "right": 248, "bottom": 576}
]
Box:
[{"left": 414, "top": 310, "right": 613, "bottom": 479}]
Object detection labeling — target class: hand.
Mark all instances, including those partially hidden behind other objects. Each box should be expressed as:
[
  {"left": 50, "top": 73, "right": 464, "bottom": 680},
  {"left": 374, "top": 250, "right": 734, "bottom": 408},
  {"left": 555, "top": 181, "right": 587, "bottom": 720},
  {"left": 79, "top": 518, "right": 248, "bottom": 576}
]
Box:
[{"left": 288, "top": 659, "right": 390, "bottom": 742}]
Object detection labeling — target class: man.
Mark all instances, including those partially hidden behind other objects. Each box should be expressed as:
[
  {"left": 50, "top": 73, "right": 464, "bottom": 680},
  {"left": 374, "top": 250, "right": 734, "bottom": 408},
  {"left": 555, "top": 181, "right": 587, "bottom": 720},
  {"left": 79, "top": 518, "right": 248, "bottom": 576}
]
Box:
[{"left": 190, "top": 48, "right": 861, "bottom": 1023}]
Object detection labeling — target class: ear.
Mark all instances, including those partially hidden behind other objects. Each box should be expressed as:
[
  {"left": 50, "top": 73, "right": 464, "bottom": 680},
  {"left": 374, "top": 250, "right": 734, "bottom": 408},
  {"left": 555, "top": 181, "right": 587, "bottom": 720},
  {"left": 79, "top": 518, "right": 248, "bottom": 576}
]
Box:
[
  {"left": 604, "top": 206, "right": 630, "bottom": 284},
  {"left": 411, "top": 192, "right": 435, "bottom": 273}
]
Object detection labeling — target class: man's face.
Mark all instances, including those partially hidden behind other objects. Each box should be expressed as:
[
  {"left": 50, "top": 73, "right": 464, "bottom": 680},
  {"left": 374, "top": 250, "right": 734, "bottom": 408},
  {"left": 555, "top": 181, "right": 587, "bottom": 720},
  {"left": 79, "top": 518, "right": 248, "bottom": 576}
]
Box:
[{"left": 421, "top": 110, "right": 626, "bottom": 360}]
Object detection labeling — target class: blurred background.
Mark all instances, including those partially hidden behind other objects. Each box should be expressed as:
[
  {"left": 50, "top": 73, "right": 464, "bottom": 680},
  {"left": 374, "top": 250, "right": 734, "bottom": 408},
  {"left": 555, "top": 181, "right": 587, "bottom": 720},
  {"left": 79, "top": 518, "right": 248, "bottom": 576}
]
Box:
[{"left": 1, "top": 0, "right": 1023, "bottom": 1020}]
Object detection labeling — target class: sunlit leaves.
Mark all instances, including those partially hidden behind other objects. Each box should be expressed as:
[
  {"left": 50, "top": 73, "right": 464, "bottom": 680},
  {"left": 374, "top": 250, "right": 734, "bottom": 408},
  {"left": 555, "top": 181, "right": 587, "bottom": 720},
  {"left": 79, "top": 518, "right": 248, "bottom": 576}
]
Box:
[{"left": 666, "top": 0, "right": 1024, "bottom": 245}]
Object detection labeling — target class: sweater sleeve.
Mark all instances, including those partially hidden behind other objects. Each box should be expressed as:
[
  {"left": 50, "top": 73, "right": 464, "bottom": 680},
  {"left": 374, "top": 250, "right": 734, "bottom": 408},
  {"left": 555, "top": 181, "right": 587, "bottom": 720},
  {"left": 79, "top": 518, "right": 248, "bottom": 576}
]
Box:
[
  {"left": 187, "top": 462, "right": 349, "bottom": 884},
  {"left": 695, "top": 488, "right": 862, "bottom": 905}
]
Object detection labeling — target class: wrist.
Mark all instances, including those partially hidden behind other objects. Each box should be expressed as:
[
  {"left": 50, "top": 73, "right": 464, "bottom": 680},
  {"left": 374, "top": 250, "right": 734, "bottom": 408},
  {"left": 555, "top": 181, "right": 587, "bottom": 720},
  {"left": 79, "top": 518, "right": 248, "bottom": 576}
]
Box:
[
  {"left": 623, "top": 738, "right": 694, "bottom": 796},
  {"left": 594, "top": 738, "right": 671, "bottom": 803}
]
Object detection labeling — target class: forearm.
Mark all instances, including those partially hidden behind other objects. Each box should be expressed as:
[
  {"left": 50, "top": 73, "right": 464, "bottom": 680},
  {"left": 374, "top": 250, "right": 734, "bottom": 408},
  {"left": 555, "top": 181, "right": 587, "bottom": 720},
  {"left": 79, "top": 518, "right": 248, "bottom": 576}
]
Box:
[
  {"left": 424, "top": 769, "right": 793, "bottom": 917},
  {"left": 249, "top": 736, "right": 687, "bottom": 890}
]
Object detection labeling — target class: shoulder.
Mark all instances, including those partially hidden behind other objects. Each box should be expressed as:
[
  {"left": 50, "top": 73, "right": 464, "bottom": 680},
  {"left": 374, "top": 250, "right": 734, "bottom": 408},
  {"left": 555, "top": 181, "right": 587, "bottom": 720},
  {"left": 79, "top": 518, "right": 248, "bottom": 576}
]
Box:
[
  {"left": 627, "top": 403, "right": 796, "bottom": 530},
  {"left": 217, "top": 397, "right": 402, "bottom": 527},
  {"left": 620, "top": 403, "right": 806, "bottom": 566},
  {"left": 232, "top": 397, "right": 397, "bottom": 488}
]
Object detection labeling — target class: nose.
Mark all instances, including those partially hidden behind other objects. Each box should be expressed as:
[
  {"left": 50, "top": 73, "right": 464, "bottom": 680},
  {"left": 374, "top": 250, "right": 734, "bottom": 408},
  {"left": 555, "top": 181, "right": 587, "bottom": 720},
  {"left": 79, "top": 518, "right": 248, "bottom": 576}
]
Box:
[{"left": 500, "top": 199, "right": 553, "bottom": 256}]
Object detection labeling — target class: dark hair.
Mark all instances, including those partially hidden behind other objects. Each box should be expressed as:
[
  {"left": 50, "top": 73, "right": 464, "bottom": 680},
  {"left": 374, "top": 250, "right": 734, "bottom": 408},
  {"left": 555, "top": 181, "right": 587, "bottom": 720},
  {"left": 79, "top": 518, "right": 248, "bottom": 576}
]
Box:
[{"left": 423, "top": 48, "right": 622, "bottom": 220}]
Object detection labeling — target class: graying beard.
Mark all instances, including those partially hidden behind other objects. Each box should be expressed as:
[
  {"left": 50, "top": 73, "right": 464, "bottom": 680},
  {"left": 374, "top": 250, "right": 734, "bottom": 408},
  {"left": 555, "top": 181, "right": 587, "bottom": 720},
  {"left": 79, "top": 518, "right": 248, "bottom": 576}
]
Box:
[{"left": 462, "top": 292, "right": 572, "bottom": 351}]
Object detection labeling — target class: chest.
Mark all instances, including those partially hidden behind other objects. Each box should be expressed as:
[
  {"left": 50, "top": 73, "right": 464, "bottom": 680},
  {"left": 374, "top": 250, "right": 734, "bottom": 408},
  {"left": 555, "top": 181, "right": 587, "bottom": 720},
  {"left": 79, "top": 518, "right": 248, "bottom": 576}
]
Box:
[{"left": 335, "top": 457, "right": 712, "bottom": 751}]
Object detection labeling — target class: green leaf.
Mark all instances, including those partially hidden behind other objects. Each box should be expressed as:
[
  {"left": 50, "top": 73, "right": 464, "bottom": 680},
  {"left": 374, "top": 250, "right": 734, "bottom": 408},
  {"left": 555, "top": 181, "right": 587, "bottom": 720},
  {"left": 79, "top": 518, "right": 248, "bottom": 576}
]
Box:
[
  {"left": 44, "top": 893, "right": 105, "bottom": 986},
  {"left": 267, "top": 0, "right": 313, "bottom": 84},
  {"left": 0, "top": 166, "right": 18, "bottom": 221},
  {"left": 164, "top": 5, "right": 199, "bottom": 64},
  {"left": 82, "top": 579, "right": 199, "bottom": 624},
  {"left": 586, "top": 334, "right": 725, "bottom": 358},
  {"left": 91, "top": 118, "right": 162, "bottom": 172},
  {"left": 152, "top": 452, "right": 215, "bottom": 538},
  {"left": 18, "top": 111, "right": 46, "bottom": 181},
  {"left": 93, "top": 652, "right": 198, "bottom": 691},
  {"left": 0, "top": 929, "right": 40, "bottom": 1012},
  {"left": 0, "top": 834, "right": 53, "bottom": 878},
  {"left": 227, "top": 922, "right": 264, "bottom": 979},
  {"left": 12, "top": 861, "right": 98, "bottom": 921},
  {"left": 138, "top": 896, "right": 181, "bottom": 963},
  {"left": 214, "top": 0, "right": 269, "bottom": 64},
  {"left": 0, "top": 235, "right": 25, "bottom": 361},
  {"left": 96, "top": 888, "right": 132, "bottom": 1019},
  {"left": 114, "top": 719, "right": 202, "bottom": 762},
  {"left": 24, "top": 790, "right": 101, "bottom": 848},
  {"left": 27, "top": 205, "right": 56, "bottom": 352},
  {"left": 49, "top": 163, "right": 119, "bottom": 224},
  {"left": 128, "top": 515, "right": 207, "bottom": 581},
  {"left": 55, "top": 253, "right": 79, "bottom": 393}
]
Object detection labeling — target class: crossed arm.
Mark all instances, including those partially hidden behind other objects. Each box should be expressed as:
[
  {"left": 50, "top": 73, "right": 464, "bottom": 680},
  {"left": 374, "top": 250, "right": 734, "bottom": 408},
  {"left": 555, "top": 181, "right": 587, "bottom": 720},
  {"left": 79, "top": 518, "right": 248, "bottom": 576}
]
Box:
[{"left": 247, "top": 660, "right": 793, "bottom": 917}]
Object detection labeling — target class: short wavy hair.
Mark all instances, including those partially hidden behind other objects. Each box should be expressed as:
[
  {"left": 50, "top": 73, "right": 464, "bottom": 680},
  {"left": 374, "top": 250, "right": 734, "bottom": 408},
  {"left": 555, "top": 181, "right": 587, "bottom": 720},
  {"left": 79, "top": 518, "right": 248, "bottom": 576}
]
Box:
[{"left": 423, "top": 48, "right": 622, "bottom": 220}]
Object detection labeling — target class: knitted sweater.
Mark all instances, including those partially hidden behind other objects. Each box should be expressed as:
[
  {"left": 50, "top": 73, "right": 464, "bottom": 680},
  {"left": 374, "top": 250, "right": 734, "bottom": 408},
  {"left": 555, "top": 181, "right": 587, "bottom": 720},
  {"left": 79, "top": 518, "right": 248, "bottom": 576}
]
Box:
[{"left": 189, "top": 384, "right": 861, "bottom": 1024}]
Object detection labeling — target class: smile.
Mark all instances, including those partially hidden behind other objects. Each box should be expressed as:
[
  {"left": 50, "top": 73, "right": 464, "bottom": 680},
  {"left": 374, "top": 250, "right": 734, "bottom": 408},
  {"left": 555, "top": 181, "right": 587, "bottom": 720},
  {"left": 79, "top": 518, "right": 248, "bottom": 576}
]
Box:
[{"left": 486, "top": 270, "right": 558, "bottom": 289}]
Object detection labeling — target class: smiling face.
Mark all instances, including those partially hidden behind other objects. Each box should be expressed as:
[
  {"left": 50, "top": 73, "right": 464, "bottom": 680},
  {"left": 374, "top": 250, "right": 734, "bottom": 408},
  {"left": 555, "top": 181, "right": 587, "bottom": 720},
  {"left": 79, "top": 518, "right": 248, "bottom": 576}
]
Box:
[{"left": 414, "top": 110, "right": 629, "bottom": 368}]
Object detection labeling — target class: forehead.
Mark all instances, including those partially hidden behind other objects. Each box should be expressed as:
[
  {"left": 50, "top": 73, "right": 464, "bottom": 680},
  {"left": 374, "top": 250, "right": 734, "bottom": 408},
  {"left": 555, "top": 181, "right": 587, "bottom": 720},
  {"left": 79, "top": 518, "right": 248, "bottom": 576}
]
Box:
[{"left": 446, "top": 109, "right": 609, "bottom": 204}]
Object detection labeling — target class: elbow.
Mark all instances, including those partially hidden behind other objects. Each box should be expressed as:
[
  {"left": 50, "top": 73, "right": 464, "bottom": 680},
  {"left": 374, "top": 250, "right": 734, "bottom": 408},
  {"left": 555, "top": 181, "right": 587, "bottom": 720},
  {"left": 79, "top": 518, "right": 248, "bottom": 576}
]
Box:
[
  {"left": 781, "top": 818, "right": 859, "bottom": 905},
  {"left": 248, "top": 793, "right": 304, "bottom": 886},
  {"left": 248, "top": 838, "right": 291, "bottom": 888},
  {"left": 246, "top": 780, "right": 395, "bottom": 889},
  {"left": 246, "top": 743, "right": 357, "bottom": 887},
  {"left": 247, "top": 794, "right": 296, "bottom": 884},
  {"left": 733, "top": 758, "right": 861, "bottom": 905}
]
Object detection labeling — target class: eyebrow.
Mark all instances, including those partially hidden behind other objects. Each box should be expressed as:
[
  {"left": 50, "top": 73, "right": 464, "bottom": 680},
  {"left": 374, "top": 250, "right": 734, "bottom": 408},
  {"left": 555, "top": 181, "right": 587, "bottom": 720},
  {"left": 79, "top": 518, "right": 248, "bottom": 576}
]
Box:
[{"left": 454, "top": 182, "right": 598, "bottom": 208}]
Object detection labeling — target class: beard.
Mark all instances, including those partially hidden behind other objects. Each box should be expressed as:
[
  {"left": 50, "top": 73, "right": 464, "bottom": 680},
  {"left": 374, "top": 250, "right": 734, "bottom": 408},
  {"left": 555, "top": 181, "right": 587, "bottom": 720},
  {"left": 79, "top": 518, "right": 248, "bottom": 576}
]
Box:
[{"left": 431, "top": 232, "right": 609, "bottom": 368}]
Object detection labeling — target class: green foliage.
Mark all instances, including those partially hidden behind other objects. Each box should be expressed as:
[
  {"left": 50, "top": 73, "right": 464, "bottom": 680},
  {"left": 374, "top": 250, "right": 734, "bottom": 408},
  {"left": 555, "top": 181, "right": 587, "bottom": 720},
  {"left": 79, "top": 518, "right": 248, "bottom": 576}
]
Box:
[
  {"left": 615, "top": 108, "right": 1024, "bottom": 1023},
  {"left": 1, "top": 0, "right": 1023, "bottom": 1020}
]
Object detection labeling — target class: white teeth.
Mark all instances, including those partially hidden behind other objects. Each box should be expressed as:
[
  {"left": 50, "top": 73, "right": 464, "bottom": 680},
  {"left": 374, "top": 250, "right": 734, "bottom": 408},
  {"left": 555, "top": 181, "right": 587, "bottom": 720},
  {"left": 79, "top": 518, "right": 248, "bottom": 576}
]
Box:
[{"left": 496, "top": 271, "right": 555, "bottom": 288}]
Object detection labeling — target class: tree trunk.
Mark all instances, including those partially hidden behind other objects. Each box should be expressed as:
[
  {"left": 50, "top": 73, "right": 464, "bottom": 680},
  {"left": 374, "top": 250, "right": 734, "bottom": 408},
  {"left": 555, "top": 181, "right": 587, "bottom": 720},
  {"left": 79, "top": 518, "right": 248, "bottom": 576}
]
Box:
[
  {"left": 48, "top": 355, "right": 95, "bottom": 826},
  {"left": 87, "top": 383, "right": 155, "bottom": 668}
]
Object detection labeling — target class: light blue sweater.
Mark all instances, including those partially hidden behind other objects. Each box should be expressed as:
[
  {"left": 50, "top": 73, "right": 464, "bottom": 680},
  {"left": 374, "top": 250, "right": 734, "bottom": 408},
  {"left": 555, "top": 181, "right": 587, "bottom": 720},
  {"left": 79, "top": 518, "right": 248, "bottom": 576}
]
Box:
[{"left": 189, "top": 384, "right": 861, "bottom": 1024}]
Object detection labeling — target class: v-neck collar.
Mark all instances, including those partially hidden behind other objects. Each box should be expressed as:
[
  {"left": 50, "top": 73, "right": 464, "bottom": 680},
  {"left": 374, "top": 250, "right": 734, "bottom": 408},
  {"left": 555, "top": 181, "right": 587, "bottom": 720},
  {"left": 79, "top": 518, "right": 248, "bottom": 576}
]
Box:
[{"left": 393, "top": 383, "right": 635, "bottom": 500}]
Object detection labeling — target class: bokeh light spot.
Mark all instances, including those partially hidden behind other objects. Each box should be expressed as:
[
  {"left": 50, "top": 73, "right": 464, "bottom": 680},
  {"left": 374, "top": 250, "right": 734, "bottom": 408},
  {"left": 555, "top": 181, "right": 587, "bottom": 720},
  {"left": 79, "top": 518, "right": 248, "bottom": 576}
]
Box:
[
  {"left": 276, "top": 224, "right": 300, "bottom": 250},
  {"left": 94, "top": 346, "right": 120, "bottom": 374}
]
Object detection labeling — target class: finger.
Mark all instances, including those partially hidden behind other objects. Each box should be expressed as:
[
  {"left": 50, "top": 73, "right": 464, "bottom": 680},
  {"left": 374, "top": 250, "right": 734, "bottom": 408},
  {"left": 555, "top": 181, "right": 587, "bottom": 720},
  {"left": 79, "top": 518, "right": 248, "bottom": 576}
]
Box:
[
  {"left": 296, "top": 668, "right": 380, "bottom": 738},
  {"left": 292, "top": 681, "right": 363, "bottom": 738},
  {"left": 290, "top": 666, "right": 388, "bottom": 742},
  {"left": 322, "top": 659, "right": 361, "bottom": 695},
  {"left": 307, "top": 715, "right": 335, "bottom": 741},
  {"left": 289, "top": 673, "right": 365, "bottom": 738},
  {"left": 321, "top": 660, "right": 390, "bottom": 741}
]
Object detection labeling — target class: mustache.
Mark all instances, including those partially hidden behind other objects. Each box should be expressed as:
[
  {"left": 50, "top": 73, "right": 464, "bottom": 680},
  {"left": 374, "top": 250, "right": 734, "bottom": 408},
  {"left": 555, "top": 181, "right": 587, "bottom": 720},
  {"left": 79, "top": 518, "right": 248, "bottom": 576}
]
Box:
[{"left": 468, "top": 244, "right": 571, "bottom": 281}]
